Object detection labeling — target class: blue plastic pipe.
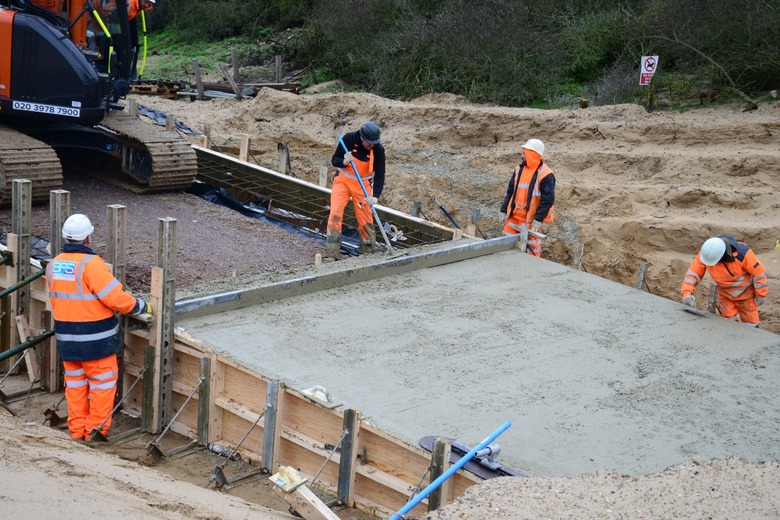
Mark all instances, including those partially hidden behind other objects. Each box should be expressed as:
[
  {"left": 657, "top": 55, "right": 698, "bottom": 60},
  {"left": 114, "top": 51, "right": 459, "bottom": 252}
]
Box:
[
  {"left": 336, "top": 135, "right": 393, "bottom": 251},
  {"left": 389, "top": 420, "right": 512, "bottom": 520}
]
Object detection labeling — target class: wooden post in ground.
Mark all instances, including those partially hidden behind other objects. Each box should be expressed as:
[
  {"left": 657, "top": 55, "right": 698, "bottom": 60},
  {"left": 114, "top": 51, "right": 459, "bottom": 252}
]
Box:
[
  {"left": 575, "top": 243, "right": 585, "bottom": 271},
  {"left": 707, "top": 284, "right": 719, "bottom": 314},
  {"left": 319, "top": 164, "right": 329, "bottom": 187},
  {"left": 165, "top": 115, "right": 174, "bottom": 132},
  {"left": 40, "top": 309, "right": 58, "bottom": 392},
  {"left": 239, "top": 135, "right": 251, "bottom": 162},
  {"left": 128, "top": 98, "right": 138, "bottom": 117},
  {"left": 49, "top": 190, "right": 70, "bottom": 257},
  {"left": 464, "top": 209, "right": 480, "bottom": 237},
  {"left": 636, "top": 261, "right": 648, "bottom": 290},
  {"left": 15, "top": 315, "right": 39, "bottom": 383},
  {"left": 231, "top": 47, "right": 240, "bottom": 84},
  {"left": 275, "top": 55, "right": 282, "bottom": 83},
  {"left": 278, "top": 143, "right": 292, "bottom": 176},
  {"left": 337, "top": 408, "right": 361, "bottom": 507},
  {"left": 192, "top": 59, "right": 204, "bottom": 101},
  {"left": 200, "top": 124, "right": 211, "bottom": 149},
  {"left": 107, "top": 205, "right": 127, "bottom": 408},
  {"left": 218, "top": 62, "right": 242, "bottom": 100},
  {"left": 428, "top": 437, "right": 453, "bottom": 511}
]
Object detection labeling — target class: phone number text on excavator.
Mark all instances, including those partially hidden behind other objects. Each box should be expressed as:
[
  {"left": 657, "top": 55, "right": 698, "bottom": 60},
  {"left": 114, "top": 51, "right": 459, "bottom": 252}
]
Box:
[{"left": 12, "top": 101, "right": 80, "bottom": 117}]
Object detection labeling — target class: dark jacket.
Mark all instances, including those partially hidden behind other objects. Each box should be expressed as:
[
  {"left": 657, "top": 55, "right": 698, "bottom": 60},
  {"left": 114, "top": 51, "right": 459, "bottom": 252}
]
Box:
[{"left": 331, "top": 131, "right": 386, "bottom": 198}]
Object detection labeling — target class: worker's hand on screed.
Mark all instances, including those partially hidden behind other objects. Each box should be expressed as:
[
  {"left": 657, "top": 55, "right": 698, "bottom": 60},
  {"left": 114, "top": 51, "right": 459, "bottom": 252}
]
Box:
[
  {"left": 531, "top": 220, "right": 542, "bottom": 232},
  {"left": 342, "top": 153, "right": 353, "bottom": 166},
  {"left": 365, "top": 196, "right": 378, "bottom": 206},
  {"left": 682, "top": 295, "right": 696, "bottom": 308},
  {"left": 756, "top": 297, "right": 765, "bottom": 306}
]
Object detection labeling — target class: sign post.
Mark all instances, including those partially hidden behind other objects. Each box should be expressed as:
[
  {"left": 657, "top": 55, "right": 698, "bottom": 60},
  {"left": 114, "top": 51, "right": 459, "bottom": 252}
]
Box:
[
  {"left": 639, "top": 56, "right": 658, "bottom": 86},
  {"left": 639, "top": 55, "right": 659, "bottom": 112}
]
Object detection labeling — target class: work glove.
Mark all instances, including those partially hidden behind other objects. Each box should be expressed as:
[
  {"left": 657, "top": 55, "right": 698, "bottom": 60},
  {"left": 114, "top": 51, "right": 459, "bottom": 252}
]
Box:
[
  {"left": 144, "top": 302, "right": 153, "bottom": 316},
  {"left": 365, "top": 196, "right": 378, "bottom": 206},
  {"left": 342, "top": 152, "right": 354, "bottom": 166},
  {"left": 531, "top": 220, "right": 542, "bottom": 232},
  {"left": 755, "top": 297, "right": 765, "bottom": 306},
  {"left": 682, "top": 295, "right": 696, "bottom": 308}
]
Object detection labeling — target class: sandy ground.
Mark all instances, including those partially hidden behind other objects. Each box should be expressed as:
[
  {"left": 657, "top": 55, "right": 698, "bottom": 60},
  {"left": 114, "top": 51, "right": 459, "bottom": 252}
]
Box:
[
  {"left": 132, "top": 89, "right": 780, "bottom": 334},
  {"left": 1, "top": 90, "right": 779, "bottom": 519}
]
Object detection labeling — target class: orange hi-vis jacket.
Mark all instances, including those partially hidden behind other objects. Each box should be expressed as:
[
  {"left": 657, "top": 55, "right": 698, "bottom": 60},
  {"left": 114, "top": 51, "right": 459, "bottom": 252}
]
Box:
[
  {"left": 681, "top": 235, "right": 769, "bottom": 302},
  {"left": 127, "top": 0, "right": 152, "bottom": 21},
  {"left": 505, "top": 150, "right": 555, "bottom": 224},
  {"left": 338, "top": 147, "right": 375, "bottom": 186},
  {"left": 47, "top": 244, "right": 145, "bottom": 361}
]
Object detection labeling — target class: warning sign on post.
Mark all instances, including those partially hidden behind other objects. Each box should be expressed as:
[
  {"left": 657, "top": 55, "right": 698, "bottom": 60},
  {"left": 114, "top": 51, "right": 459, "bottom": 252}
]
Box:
[{"left": 640, "top": 55, "right": 658, "bottom": 86}]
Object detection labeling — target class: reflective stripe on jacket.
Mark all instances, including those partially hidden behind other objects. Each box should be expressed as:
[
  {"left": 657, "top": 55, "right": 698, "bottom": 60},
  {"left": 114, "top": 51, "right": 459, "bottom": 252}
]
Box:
[
  {"left": 46, "top": 244, "right": 143, "bottom": 361},
  {"left": 506, "top": 149, "right": 555, "bottom": 223},
  {"left": 681, "top": 235, "right": 769, "bottom": 301},
  {"left": 338, "top": 148, "right": 375, "bottom": 184}
]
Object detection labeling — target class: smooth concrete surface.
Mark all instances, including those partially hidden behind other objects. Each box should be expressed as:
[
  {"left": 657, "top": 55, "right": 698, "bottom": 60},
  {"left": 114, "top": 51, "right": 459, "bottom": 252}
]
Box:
[{"left": 177, "top": 248, "right": 780, "bottom": 478}]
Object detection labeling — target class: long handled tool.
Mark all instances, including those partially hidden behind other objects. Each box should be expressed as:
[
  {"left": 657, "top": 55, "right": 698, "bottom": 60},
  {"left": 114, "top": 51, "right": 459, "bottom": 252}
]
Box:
[
  {"left": 144, "top": 375, "right": 204, "bottom": 459},
  {"left": 337, "top": 135, "right": 394, "bottom": 253},
  {"left": 432, "top": 197, "right": 461, "bottom": 230}
]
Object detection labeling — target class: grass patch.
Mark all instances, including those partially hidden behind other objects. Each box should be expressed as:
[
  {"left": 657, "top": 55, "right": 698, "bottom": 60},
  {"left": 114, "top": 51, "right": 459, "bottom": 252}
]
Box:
[{"left": 141, "top": 31, "right": 281, "bottom": 83}]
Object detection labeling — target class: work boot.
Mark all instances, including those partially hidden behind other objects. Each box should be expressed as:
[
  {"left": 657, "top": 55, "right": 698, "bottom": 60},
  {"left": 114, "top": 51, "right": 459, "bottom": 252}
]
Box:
[
  {"left": 361, "top": 225, "right": 377, "bottom": 251},
  {"left": 325, "top": 231, "right": 341, "bottom": 259},
  {"left": 359, "top": 239, "right": 373, "bottom": 254}
]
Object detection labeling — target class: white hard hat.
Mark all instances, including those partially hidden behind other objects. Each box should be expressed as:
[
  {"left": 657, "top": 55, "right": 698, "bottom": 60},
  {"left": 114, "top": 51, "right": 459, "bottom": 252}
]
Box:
[
  {"left": 522, "top": 138, "right": 545, "bottom": 157},
  {"left": 62, "top": 214, "right": 94, "bottom": 241},
  {"left": 699, "top": 237, "right": 726, "bottom": 266}
]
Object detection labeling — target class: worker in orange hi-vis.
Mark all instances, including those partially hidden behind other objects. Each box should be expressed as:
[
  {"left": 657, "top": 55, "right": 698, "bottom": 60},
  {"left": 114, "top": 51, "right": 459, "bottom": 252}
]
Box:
[
  {"left": 325, "top": 121, "right": 386, "bottom": 258},
  {"left": 500, "top": 138, "right": 556, "bottom": 257},
  {"left": 681, "top": 236, "right": 769, "bottom": 328},
  {"left": 46, "top": 214, "right": 153, "bottom": 441},
  {"left": 127, "top": 0, "right": 154, "bottom": 21}
]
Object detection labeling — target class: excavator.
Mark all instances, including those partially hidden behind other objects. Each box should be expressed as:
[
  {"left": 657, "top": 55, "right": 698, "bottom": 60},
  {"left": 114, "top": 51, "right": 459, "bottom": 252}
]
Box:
[{"left": 0, "top": 0, "right": 197, "bottom": 205}]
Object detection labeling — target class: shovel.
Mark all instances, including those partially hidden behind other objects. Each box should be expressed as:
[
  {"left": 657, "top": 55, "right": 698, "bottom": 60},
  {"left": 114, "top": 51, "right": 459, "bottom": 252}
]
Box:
[{"left": 337, "top": 135, "right": 394, "bottom": 254}]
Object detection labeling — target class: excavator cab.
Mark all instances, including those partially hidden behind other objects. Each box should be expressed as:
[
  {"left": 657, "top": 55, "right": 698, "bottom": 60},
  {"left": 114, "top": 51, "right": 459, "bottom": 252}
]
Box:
[
  {"left": 0, "top": 0, "right": 136, "bottom": 124},
  {"left": 0, "top": 0, "right": 196, "bottom": 204}
]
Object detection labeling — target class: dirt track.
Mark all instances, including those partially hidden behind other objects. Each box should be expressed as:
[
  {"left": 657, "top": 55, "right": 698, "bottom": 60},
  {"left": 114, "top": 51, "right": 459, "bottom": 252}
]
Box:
[{"left": 130, "top": 90, "right": 780, "bottom": 333}]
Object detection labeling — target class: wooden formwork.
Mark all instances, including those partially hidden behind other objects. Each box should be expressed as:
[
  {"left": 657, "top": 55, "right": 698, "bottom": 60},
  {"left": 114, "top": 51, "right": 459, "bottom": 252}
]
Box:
[{"left": 1, "top": 222, "right": 482, "bottom": 519}]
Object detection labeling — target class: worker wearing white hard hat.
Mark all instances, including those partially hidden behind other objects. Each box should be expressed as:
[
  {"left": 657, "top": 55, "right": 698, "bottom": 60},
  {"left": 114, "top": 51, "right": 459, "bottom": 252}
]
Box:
[
  {"left": 500, "top": 138, "right": 556, "bottom": 256},
  {"left": 681, "top": 235, "right": 769, "bottom": 327},
  {"left": 47, "top": 214, "right": 153, "bottom": 441}
]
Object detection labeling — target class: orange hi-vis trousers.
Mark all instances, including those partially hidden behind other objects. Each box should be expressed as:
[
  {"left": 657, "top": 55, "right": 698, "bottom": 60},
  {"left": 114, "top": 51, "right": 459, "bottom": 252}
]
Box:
[
  {"left": 327, "top": 173, "right": 374, "bottom": 240},
  {"left": 63, "top": 355, "right": 118, "bottom": 440},
  {"left": 502, "top": 213, "right": 542, "bottom": 257}
]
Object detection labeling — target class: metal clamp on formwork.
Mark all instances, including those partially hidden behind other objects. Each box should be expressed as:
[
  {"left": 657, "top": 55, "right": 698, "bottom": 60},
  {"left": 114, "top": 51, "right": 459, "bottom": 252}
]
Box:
[
  {"left": 209, "top": 405, "right": 268, "bottom": 489},
  {"left": 89, "top": 363, "right": 150, "bottom": 443},
  {"left": 144, "top": 375, "right": 205, "bottom": 459},
  {"left": 43, "top": 394, "right": 68, "bottom": 429}
]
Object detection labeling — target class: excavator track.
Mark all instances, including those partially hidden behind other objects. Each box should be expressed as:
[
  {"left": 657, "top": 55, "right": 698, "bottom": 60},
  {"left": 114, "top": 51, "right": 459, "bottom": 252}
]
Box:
[
  {"left": 98, "top": 111, "right": 198, "bottom": 193},
  {"left": 0, "top": 125, "right": 63, "bottom": 206}
]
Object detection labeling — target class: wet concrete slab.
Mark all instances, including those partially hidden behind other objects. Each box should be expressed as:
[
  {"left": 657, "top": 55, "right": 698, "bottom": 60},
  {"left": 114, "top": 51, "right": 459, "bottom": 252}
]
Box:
[{"left": 177, "top": 244, "right": 780, "bottom": 478}]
